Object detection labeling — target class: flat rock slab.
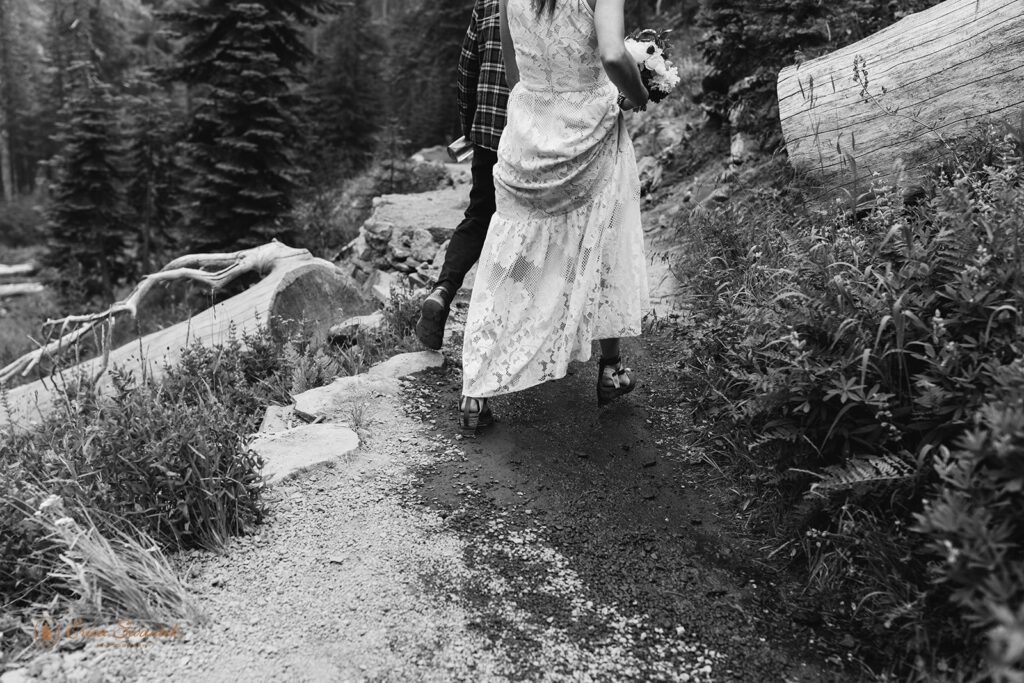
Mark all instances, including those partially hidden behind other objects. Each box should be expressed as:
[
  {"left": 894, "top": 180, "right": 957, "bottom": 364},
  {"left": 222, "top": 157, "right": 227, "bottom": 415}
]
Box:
[
  {"left": 293, "top": 374, "right": 400, "bottom": 421},
  {"left": 328, "top": 311, "right": 385, "bottom": 343},
  {"left": 259, "top": 405, "right": 296, "bottom": 434},
  {"left": 364, "top": 269, "right": 401, "bottom": 304},
  {"left": 253, "top": 424, "right": 360, "bottom": 484},
  {"left": 368, "top": 351, "right": 444, "bottom": 379},
  {"left": 293, "top": 351, "right": 444, "bottom": 420},
  {"left": 369, "top": 189, "right": 466, "bottom": 243}
]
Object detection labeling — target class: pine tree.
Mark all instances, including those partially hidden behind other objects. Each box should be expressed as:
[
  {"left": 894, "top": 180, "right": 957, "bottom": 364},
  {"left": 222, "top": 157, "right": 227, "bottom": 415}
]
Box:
[
  {"left": 122, "top": 75, "right": 184, "bottom": 271},
  {"left": 303, "top": 1, "right": 384, "bottom": 181},
  {"left": 44, "top": 74, "right": 132, "bottom": 303},
  {"left": 0, "top": 0, "right": 49, "bottom": 198},
  {"left": 388, "top": 0, "right": 470, "bottom": 149},
  {"left": 0, "top": 0, "right": 15, "bottom": 201},
  {"left": 164, "top": 0, "right": 337, "bottom": 250}
]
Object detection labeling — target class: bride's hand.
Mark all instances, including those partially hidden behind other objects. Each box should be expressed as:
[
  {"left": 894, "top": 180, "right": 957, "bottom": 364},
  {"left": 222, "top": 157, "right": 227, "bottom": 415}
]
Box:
[
  {"left": 617, "top": 93, "right": 642, "bottom": 111},
  {"left": 617, "top": 92, "right": 648, "bottom": 111}
]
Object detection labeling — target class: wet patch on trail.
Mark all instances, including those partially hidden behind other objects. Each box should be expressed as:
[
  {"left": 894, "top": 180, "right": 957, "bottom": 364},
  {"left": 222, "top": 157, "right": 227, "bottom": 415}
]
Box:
[{"left": 400, "top": 327, "right": 857, "bottom": 682}]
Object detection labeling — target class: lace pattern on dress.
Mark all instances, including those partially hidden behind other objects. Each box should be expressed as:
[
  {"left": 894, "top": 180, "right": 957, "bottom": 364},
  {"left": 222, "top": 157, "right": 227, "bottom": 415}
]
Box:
[{"left": 461, "top": 0, "right": 649, "bottom": 398}]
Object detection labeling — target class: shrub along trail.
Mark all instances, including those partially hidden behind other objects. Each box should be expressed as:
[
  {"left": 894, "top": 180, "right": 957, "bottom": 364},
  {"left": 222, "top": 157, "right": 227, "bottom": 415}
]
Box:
[{"left": 22, "top": 307, "right": 862, "bottom": 683}]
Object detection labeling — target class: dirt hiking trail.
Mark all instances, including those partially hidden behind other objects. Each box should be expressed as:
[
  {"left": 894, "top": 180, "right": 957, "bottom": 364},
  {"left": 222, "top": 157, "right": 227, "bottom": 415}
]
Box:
[
  {"left": 8, "top": 313, "right": 861, "bottom": 682},
  {"left": 4, "top": 181, "right": 859, "bottom": 683}
]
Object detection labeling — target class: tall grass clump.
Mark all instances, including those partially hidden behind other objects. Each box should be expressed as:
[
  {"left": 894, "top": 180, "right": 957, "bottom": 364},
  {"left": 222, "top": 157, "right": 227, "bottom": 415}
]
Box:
[
  {"left": 1, "top": 289, "right": 425, "bottom": 643},
  {"left": 0, "top": 328, "right": 286, "bottom": 621},
  {"left": 678, "top": 134, "right": 1024, "bottom": 679},
  {"left": 290, "top": 281, "right": 425, "bottom": 392},
  {"left": 27, "top": 494, "right": 201, "bottom": 624}
]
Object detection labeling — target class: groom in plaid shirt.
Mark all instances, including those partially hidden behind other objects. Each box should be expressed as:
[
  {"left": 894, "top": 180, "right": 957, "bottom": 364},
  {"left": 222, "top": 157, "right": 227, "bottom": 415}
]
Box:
[{"left": 416, "top": 0, "right": 509, "bottom": 350}]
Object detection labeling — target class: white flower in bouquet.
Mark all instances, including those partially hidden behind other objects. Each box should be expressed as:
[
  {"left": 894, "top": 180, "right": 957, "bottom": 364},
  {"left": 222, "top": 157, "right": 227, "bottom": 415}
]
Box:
[
  {"left": 651, "top": 64, "right": 681, "bottom": 92},
  {"left": 645, "top": 52, "right": 667, "bottom": 75},
  {"left": 623, "top": 28, "right": 679, "bottom": 105},
  {"left": 624, "top": 38, "right": 650, "bottom": 65}
]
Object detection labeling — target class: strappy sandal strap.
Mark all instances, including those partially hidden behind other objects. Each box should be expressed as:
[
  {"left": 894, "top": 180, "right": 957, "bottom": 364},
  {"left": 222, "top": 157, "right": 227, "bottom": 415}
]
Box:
[
  {"left": 460, "top": 396, "right": 493, "bottom": 434},
  {"left": 599, "top": 357, "right": 632, "bottom": 385},
  {"left": 597, "top": 356, "right": 636, "bottom": 405}
]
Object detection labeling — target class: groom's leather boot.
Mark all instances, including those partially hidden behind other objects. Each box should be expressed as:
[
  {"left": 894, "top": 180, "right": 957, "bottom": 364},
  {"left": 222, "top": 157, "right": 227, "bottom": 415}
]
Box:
[{"left": 415, "top": 285, "right": 454, "bottom": 350}]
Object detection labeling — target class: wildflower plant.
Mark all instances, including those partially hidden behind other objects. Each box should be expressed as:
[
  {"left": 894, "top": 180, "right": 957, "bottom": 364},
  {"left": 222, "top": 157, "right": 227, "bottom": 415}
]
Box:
[{"left": 676, "top": 132, "right": 1024, "bottom": 677}]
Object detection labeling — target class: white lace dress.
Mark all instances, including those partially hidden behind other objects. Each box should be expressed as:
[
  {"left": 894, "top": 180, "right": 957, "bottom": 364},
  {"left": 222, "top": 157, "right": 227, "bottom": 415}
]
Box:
[{"left": 461, "top": 0, "right": 649, "bottom": 398}]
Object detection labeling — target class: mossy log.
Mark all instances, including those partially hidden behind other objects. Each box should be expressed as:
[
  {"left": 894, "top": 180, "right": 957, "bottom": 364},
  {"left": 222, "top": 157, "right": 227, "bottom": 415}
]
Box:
[
  {"left": 777, "top": 0, "right": 1024, "bottom": 191},
  {"left": 1, "top": 242, "right": 353, "bottom": 428}
]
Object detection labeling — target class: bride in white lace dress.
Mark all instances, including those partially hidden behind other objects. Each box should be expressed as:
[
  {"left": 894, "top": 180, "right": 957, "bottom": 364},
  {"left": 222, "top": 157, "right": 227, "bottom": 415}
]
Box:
[{"left": 459, "top": 0, "right": 650, "bottom": 431}]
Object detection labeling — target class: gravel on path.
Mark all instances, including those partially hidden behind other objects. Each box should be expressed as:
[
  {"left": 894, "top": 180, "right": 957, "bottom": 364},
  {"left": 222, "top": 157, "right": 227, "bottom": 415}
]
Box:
[
  {"left": 26, "top": 391, "right": 509, "bottom": 682},
  {"left": 25, "top": 360, "right": 749, "bottom": 682}
]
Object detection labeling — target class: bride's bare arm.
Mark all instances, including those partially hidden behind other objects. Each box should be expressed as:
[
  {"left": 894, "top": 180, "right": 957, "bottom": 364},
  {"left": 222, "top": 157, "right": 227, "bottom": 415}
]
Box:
[
  {"left": 594, "top": 0, "right": 647, "bottom": 109},
  {"left": 499, "top": 0, "right": 520, "bottom": 89}
]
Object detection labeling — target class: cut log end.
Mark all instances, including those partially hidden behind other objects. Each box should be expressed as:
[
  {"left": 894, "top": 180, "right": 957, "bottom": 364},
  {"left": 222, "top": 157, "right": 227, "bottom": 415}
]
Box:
[{"left": 777, "top": 0, "right": 1024, "bottom": 191}]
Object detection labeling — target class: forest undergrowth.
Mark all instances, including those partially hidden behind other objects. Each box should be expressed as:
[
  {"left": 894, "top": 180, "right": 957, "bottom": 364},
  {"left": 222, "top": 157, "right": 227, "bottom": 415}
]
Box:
[
  {"left": 672, "top": 128, "right": 1024, "bottom": 681},
  {"left": 0, "top": 287, "right": 422, "bottom": 662}
]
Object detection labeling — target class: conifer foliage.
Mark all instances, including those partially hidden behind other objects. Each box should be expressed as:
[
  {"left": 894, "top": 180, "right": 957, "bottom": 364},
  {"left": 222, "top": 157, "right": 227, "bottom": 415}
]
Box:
[
  {"left": 44, "top": 74, "right": 132, "bottom": 303},
  {"left": 165, "top": 0, "right": 337, "bottom": 250},
  {"left": 304, "top": 0, "right": 384, "bottom": 182},
  {"left": 388, "top": 0, "right": 470, "bottom": 149},
  {"left": 122, "top": 77, "right": 183, "bottom": 271}
]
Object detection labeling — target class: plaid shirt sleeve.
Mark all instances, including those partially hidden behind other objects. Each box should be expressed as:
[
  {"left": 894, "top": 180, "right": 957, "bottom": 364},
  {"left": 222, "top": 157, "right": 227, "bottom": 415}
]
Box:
[
  {"left": 457, "top": 3, "right": 481, "bottom": 141},
  {"left": 457, "top": 0, "right": 508, "bottom": 152}
]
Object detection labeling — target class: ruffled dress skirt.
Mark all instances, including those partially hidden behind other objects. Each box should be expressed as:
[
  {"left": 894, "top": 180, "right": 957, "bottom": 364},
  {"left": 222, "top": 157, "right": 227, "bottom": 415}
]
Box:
[{"left": 461, "top": 78, "right": 649, "bottom": 398}]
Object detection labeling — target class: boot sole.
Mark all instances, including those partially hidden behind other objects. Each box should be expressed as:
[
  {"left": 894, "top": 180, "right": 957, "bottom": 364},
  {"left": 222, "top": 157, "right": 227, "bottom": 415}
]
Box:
[{"left": 415, "top": 298, "right": 450, "bottom": 350}]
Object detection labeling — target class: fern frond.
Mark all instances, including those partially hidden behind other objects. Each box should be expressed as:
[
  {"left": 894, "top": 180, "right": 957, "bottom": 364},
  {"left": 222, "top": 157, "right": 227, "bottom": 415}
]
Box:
[{"left": 805, "top": 454, "right": 915, "bottom": 498}]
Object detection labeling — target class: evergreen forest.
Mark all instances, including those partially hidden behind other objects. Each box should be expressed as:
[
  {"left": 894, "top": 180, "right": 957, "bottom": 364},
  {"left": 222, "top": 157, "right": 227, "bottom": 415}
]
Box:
[{"left": 0, "top": 0, "right": 497, "bottom": 302}]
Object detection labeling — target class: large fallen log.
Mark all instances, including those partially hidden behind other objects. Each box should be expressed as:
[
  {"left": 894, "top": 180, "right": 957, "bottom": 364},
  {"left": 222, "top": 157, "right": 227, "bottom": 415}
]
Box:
[
  {"left": 0, "top": 282, "right": 44, "bottom": 298},
  {"left": 0, "top": 242, "right": 356, "bottom": 429},
  {"left": 777, "top": 0, "right": 1024, "bottom": 191},
  {"left": 0, "top": 262, "right": 37, "bottom": 279}
]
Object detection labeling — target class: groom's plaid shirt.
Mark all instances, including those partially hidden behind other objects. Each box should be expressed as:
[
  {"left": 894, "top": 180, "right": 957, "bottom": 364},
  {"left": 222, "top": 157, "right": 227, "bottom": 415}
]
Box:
[{"left": 457, "top": 0, "right": 509, "bottom": 153}]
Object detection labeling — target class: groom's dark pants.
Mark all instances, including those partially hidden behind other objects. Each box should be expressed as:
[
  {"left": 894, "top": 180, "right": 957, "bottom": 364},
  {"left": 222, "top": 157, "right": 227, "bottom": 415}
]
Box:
[{"left": 435, "top": 146, "right": 498, "bottom": 294}]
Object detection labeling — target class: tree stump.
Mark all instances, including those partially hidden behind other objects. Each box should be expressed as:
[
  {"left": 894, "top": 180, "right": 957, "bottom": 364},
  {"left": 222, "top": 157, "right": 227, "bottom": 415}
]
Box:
[
  {"left": 1, "top": 242, "right": 357, "bottom": 429},
  {"left": 777, "top": 0, "right": 1024, "bottom": 192}
]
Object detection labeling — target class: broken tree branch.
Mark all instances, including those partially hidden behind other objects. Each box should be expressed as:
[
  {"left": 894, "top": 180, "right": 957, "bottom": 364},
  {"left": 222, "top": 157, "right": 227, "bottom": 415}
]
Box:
[
  {"left": 2, "top": 242, "right": 315, "bottom": 384},
  {"left": 0, "top": 242, "right": 357, "bottom": 430}
]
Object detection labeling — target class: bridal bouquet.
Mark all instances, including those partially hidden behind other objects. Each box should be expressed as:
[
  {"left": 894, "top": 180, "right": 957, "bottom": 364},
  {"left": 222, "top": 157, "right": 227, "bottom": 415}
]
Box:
[{"left": 624, "top": 28, "right": 680, "bottom": 105}]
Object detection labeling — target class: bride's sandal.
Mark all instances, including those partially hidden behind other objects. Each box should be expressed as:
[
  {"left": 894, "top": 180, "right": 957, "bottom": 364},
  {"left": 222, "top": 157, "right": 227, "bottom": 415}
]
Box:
[
  {"left": 460, "top": 396, "right": 494, "bottom": 435},
  {"left": 597, "top": 356, "right": 637, "bottom": 406}
]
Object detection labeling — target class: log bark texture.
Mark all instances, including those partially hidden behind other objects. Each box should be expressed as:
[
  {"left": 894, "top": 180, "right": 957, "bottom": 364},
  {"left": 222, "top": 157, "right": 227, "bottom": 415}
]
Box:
[
  {"left": 777, "top": 0, "right": 1024, "bottom": 191},
  {"left": 1, "top": 243, "right": 357, "bottom": 428}
]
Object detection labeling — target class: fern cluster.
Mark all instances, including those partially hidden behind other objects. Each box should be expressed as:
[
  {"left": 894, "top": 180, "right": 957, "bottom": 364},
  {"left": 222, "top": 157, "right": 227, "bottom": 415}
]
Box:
[{"left": 678, "top": 133, "right": 1024, "bottom": 678}]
